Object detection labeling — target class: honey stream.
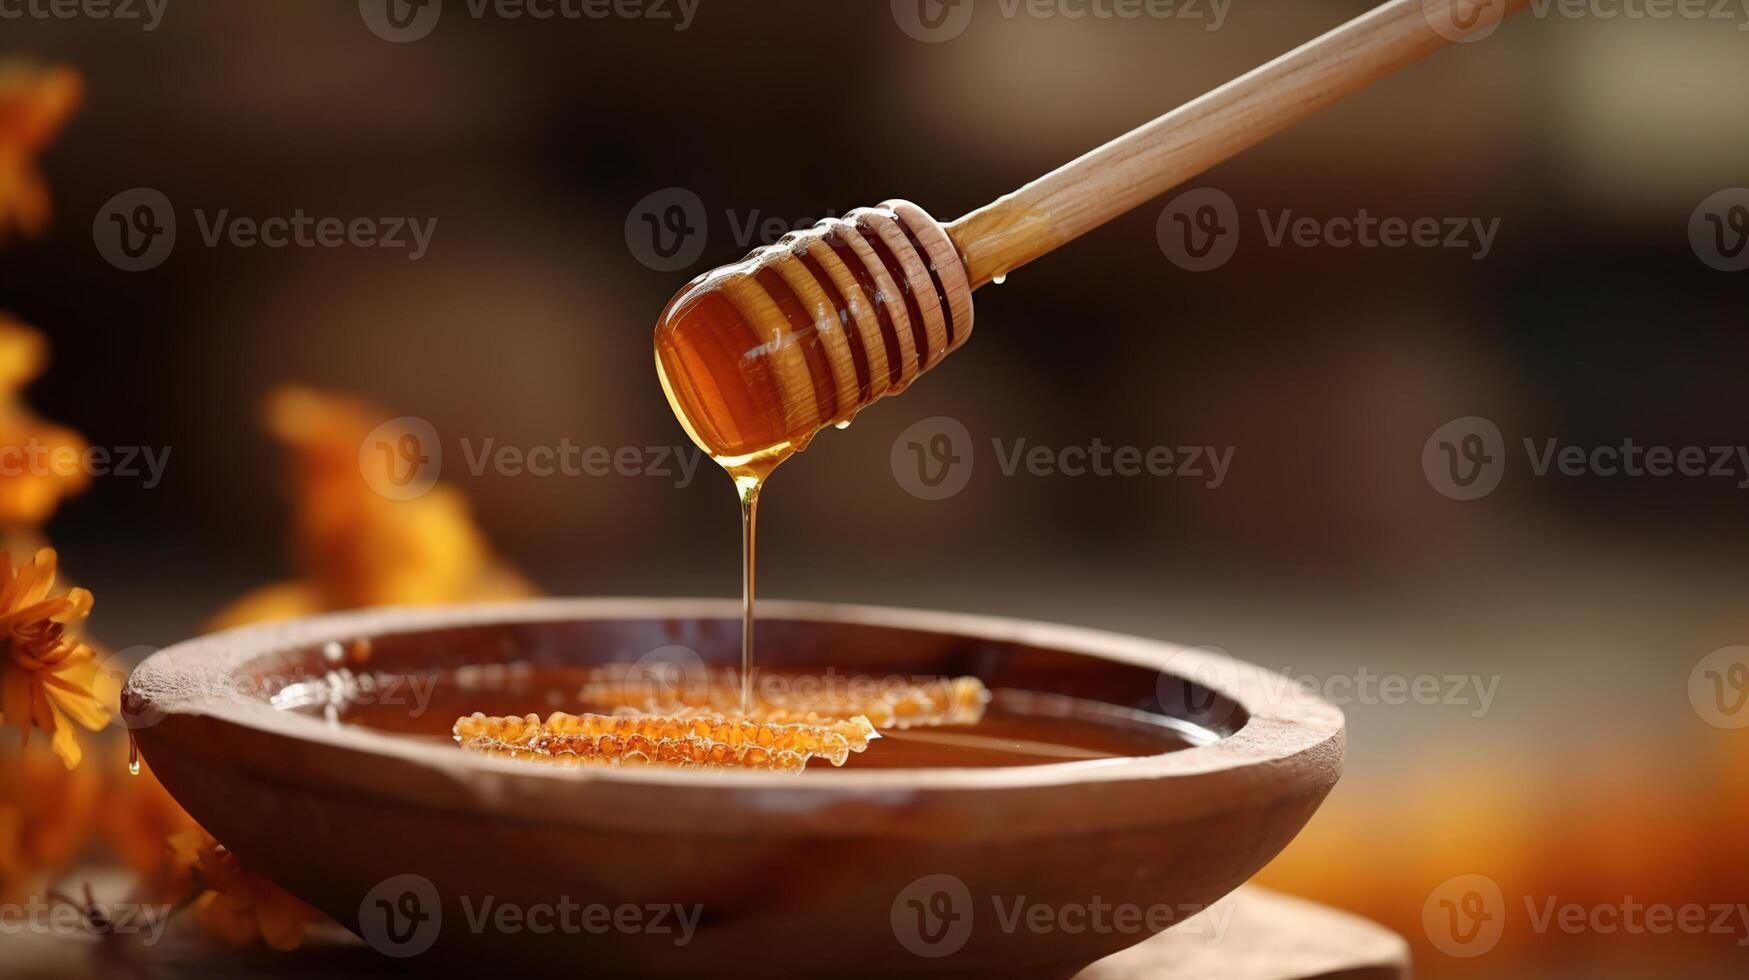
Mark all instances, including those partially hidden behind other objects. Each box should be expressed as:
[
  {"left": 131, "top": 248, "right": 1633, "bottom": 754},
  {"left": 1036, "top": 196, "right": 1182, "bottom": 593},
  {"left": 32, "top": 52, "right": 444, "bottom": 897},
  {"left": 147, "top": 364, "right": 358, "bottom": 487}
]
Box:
[{"left": 720, "top": 447, "right": 790, "bottom": 715}]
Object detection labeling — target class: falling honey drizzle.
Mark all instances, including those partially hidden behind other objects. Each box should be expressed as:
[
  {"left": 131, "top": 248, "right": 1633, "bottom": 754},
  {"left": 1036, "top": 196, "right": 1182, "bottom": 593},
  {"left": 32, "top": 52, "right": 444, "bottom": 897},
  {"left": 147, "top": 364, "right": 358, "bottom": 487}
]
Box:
[{"left": 714, "top": 446, "right": 792, "bottom": 715}]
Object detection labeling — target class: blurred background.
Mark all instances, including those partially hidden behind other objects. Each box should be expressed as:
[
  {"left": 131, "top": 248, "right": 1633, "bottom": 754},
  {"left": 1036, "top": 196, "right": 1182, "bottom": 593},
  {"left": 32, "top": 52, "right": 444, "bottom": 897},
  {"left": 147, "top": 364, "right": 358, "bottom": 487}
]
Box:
[{"left": 3, "top": 0, "right": 1747, "bottom": 976}]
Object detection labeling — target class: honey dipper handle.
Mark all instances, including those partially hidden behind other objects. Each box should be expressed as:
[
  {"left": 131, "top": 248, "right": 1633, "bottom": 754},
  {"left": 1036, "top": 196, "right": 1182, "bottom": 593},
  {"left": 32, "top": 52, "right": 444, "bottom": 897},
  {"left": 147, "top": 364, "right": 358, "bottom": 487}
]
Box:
[{"left": 944, "top": 0, "right": 1529, "bottom": 288}]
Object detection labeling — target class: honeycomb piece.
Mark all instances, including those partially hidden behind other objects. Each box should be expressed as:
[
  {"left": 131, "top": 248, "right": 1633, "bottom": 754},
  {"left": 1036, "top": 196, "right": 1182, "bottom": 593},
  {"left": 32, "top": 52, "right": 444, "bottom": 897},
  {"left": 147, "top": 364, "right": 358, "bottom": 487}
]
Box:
[
  {"left": 453, "top": 711, "right": 877, "bottom": 770},
  {"left": 578, "top": 669, "right": 990, "bottom": 730},
  {"left": 754, "top": 676, "right": 990, "bottom": 730}
]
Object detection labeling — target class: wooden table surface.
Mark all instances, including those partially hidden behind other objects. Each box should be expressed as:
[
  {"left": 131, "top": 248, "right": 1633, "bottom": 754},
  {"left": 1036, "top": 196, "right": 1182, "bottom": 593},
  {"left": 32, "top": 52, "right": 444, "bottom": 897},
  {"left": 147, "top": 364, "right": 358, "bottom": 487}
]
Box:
[
  {"left": 15, "top": 883, "right": 1406, "bottom": 979},
  {"left": 1078, "top": 885, "right": 1409, "bottom": 980}
]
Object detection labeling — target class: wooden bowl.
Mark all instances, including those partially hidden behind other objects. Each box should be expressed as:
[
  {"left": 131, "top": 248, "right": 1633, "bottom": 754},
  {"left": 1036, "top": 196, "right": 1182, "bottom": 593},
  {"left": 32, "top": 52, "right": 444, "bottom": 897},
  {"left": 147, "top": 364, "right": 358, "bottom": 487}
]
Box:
[{"left": 124, "top": 599, "right": 1343, "bottom": 979}]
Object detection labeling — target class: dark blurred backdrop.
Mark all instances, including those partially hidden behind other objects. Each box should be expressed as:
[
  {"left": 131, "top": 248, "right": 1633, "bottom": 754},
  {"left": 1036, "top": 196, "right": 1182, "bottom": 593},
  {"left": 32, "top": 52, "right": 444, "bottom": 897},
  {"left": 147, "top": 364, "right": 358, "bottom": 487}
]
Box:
[{"left": 4, "top": 2, "right": 1747, "bottom": 976}]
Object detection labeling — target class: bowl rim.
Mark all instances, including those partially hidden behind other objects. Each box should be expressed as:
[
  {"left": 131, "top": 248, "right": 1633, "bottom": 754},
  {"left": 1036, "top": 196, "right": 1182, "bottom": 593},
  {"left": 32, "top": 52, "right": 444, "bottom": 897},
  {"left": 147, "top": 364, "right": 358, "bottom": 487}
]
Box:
[{"left": 124, "top": 597, "right": 1343, "bottom": 792}]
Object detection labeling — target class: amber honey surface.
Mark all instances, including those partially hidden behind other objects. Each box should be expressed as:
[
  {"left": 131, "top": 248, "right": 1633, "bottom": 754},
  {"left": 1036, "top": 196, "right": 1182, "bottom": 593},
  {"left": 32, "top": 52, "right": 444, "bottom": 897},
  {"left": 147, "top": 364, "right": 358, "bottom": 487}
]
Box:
[{"left": 321, "top": 665, "right": 1201, "bottom": 769}]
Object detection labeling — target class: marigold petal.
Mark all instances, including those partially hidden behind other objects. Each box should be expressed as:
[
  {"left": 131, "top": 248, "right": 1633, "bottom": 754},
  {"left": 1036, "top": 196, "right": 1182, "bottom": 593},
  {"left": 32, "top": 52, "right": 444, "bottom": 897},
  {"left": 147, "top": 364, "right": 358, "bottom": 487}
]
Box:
[
  {"left": 0, "top": 595, "right": 74, "bottom": 635},
  {"left": 42, "top": 672, "right": 108, "bottom": 731},
  {"left": 28, "top": 677, "right": 56, "bottom": 735},
  {"left": 166, "top": 828, "right": 208, "bottom": 871},
  {"left": 252, "top": 885, "right": 311, "bottom": 951},
  {"left": 1, "top": 664, "right": 31, "bottom": 734},
  {"left": 195, "top": 891, "right": 259, "bottom": 946},
  {"left": 50, "top": 587, "right": 92, "bottom": 622},
  {"left": 46, "top": 706, "right": 81, "bottom": 768},
  {"left": 16, "top": 548, "right": 58, "bottom": 606}
]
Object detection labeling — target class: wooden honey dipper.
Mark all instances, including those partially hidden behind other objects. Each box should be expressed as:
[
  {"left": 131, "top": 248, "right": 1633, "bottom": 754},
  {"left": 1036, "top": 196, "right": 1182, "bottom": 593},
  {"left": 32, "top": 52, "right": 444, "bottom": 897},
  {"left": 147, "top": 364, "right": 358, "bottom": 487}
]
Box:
[{"left": 654, "top": 0, "right": 1529, "bottom": 477}]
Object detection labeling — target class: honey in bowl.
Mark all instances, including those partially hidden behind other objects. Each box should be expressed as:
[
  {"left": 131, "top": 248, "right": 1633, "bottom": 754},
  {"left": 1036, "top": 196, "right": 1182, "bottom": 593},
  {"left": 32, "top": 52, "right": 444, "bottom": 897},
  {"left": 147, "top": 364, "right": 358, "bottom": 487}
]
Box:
[{"left": 291, "top": 663, "right": 1214, "bottom": 770}]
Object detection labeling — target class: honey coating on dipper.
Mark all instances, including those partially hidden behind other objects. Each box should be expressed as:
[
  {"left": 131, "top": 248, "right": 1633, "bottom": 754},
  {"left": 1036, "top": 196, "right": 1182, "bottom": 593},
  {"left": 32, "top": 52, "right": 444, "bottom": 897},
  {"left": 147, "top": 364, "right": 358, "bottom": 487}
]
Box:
[
  {"left": 653, "top": 202, "right": 974, "bottom": 465},
  {"left": 454, "top": 711, "right": 878, "bottom": 771},
  {"left": 577, "top": 669, "right": 991, "bottom": 730}
]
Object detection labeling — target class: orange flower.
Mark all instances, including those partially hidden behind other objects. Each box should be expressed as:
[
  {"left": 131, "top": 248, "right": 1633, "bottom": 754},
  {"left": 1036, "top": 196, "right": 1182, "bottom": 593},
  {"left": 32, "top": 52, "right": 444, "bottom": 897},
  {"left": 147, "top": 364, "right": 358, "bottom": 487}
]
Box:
[
  {"left": 0, "top": 547, "right": 107, "bottom": 767},
  {"left": 167, "top": 827, "right": 319, "bottom": 951},
  {"left": 211, "top": 385, "right": 533, "bottom": 628},
  {"left": 0, "top": 63, "right": 81, "bottom": 240},
  {"left": 0, "top": 737, "right": 102, "bottom": 900},
  {"left": 0, "top": 316, "right": 90, "bottom": 528}
]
